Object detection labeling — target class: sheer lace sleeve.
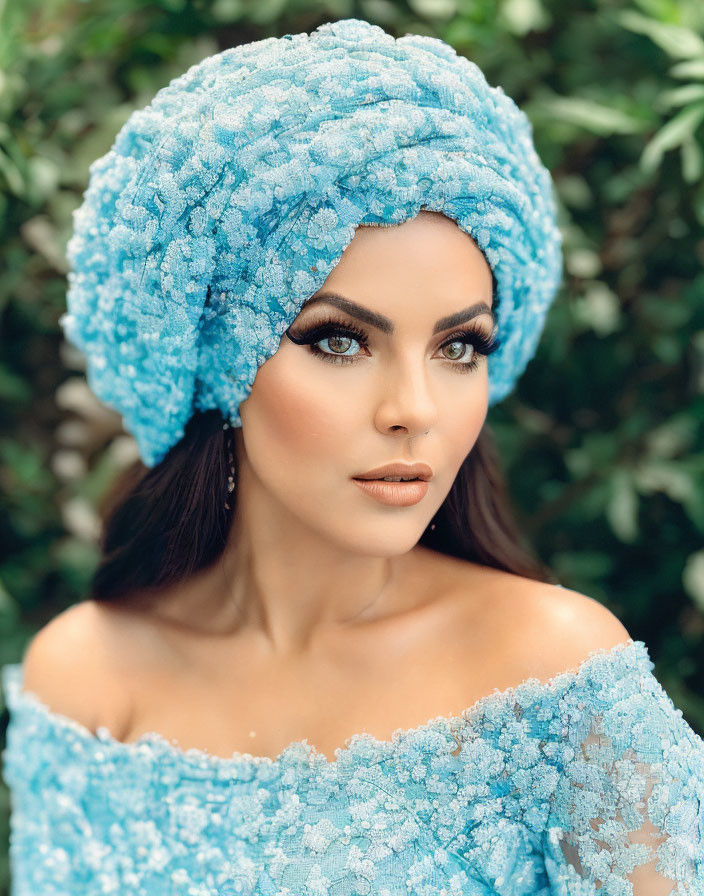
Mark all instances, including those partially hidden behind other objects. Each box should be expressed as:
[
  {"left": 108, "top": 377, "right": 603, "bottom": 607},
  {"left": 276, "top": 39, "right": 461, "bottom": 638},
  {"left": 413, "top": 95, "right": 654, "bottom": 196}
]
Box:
[{"left": 542, "top": 646, "right": 704, "bottom": 895}]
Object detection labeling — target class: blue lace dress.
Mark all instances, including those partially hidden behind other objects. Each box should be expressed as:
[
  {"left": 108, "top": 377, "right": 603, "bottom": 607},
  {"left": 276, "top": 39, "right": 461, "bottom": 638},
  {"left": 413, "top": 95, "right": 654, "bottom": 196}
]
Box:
[{"left": 1, "top": 638, "right": 703, "bottom": 895}]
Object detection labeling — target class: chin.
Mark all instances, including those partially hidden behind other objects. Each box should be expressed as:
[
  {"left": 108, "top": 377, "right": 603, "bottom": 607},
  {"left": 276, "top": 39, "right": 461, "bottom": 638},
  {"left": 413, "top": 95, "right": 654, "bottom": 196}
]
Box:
[{"left": 326, "top": 522, "right": 428, "bottom": 558}]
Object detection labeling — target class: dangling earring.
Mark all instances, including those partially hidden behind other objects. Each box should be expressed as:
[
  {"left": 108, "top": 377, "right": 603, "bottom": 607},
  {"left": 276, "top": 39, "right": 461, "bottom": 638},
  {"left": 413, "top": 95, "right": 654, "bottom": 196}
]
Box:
[{"left": 223, "top": 421, "right": 236, "bottom": 510}]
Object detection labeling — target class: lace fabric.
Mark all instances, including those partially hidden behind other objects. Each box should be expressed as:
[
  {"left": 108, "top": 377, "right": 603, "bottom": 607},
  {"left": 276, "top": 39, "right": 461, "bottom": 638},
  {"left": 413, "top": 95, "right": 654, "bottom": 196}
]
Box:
[
  {"left": 1, "top": 638, "right": 702, "bottom": 894},
  {"left": 542, "top": 650, "right": 704, "bottom": 895}
]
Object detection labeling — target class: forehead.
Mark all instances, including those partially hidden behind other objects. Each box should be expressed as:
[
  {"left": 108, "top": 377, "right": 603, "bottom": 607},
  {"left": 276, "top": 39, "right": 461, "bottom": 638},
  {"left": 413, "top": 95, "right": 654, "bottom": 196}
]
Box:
[
  {"left": 303, "top": 212, "right": 495, "bottom": 323},
  {"left": 329, "top": 211, "right": 491, "bottom": 281}
]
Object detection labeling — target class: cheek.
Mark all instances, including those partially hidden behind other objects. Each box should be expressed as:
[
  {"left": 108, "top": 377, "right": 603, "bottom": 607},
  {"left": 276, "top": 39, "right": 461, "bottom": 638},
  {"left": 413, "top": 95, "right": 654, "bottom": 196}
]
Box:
[
  {"left": 240, "top": 352, "right": 353, "bottom": 463},
  {"left": 439, "top": 375, "right": 488, "bottom": 465}
]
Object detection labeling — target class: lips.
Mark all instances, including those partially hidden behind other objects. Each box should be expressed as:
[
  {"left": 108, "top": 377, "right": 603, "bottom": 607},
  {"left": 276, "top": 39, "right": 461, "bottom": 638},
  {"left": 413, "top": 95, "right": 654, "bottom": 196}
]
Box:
[
  {"left": 353, "top": 462, "right": 433, "bottom": 482},
  {"left": 352, "top": 477, "right": 429, "bottom": 506}
]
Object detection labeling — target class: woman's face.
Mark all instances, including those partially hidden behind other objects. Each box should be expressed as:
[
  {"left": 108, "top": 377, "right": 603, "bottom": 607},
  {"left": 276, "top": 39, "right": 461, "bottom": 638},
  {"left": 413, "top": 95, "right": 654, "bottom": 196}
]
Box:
[{"left": 234, "top": 210, "right": 496, "bottom": 557}]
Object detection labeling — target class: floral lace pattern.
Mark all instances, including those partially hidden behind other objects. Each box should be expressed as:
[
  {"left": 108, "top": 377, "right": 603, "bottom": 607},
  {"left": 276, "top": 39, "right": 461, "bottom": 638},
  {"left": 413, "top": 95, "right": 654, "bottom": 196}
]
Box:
[
  {"left": 59, "top": 17, "right": 563, "bottom": 466},
  {"left": 2, "top": 639, "right": 703, "bottom": 894}
]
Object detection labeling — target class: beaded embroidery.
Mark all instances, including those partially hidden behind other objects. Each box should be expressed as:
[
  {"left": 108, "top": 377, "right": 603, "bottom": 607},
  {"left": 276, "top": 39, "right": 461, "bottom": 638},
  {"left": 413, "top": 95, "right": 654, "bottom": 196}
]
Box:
[{"left": 3, "top": 639, "right": 703, "bottom": 894}]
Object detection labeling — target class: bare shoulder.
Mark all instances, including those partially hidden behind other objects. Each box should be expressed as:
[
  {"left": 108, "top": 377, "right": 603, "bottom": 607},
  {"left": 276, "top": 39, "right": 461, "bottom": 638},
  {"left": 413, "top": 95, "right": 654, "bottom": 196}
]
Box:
[
  {"left": 430, "top": 551, "right": 633, "bottom": 685},
  {"left": 20, "top": 599, "right": 133, "bottom": 734},
  {"left": 470, "top": 568, "right": 633, "bottom": 680},
  {"left": 520, "top": 578, "right": 632, "bottom": 671}
]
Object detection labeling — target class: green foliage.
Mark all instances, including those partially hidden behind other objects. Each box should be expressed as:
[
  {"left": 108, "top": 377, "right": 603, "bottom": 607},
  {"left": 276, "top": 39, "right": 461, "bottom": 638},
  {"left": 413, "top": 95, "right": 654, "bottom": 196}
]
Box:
[{"left": 1, "top": 1, "right": 703, "bottom": 888}]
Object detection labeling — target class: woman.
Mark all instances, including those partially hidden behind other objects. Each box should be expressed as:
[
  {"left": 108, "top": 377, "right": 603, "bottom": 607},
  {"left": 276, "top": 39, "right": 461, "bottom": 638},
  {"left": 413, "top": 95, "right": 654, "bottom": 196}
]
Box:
[{"left": 2, "top": 18, "right": 702, "bottom": 895}]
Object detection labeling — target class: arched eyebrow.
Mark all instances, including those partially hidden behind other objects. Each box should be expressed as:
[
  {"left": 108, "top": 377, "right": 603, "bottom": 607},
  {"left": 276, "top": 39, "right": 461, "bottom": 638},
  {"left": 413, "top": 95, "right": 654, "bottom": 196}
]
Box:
[{"left": 300, "top": 292, "right": 496, "bottom": 336}]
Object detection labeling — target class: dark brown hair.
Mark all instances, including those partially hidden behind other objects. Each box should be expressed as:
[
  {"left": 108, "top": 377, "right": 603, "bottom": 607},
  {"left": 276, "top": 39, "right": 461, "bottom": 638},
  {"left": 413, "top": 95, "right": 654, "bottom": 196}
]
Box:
[{"left": 90, "top": 408, "right": 557, "bottom": 606}]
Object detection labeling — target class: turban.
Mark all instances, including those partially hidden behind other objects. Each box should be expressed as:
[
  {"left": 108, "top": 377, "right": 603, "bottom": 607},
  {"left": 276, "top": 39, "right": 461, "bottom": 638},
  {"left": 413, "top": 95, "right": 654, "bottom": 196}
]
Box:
[{"left": 60, "top": 17, "right": 563, "bottom": 467}]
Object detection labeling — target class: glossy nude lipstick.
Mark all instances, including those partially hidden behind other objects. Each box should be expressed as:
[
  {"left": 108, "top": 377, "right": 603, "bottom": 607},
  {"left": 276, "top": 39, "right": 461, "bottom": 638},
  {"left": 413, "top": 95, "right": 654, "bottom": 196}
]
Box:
[{"left": 351, "top": 462, "right": 432, "bottom": 507}]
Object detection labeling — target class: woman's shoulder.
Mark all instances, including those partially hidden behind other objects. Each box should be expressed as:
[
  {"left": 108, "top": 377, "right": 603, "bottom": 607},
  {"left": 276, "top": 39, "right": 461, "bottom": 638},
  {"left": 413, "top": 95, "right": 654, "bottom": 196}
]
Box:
[
  {"left": 434, "top": 554, "right": 634, "bottom": 688},
  {"left": 17, "top": 599, "right": 134, "bottom": 737},
  {"left": 512, "top": 575, "right": 633, "bottom": 679}
]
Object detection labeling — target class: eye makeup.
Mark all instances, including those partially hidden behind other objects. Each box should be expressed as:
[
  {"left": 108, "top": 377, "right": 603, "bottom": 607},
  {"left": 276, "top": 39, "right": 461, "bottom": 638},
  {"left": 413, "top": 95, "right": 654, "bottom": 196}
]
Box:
[{"left": 285, "top": 314, "right": 501, "bottom": 374}]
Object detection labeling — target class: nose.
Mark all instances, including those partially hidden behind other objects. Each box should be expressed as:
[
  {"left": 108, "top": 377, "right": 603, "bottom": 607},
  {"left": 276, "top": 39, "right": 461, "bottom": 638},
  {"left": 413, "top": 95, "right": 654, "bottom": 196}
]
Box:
[{"left": 374, "top": 359, "right": 438, "bottom": 437}]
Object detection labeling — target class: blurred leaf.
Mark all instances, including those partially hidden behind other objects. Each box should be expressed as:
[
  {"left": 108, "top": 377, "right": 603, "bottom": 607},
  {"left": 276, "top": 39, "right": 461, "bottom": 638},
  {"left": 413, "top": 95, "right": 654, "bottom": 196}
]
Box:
[
  {"left": 360, "top": 0, "right": 401, "bottom": 25},
  {"left": 0, "top": 364, "right": 32, "bottom": 402},
  {"left": 683, "top": 551, "right": 704, "bottom": 613},
  {"left": 210, "top": 0, "right": 245, "bottom": 22},
  {"left": 0, "top": 145, "right": 24, "bottom": 196},
  {"left": 498, "top": 0, "right": 551, "bottom": 36},
  {"left": 556, "top": 174, "right": 592, "bottom": 209},
  {"left": 606, "top": 469, "right": 640, "bottom": 543},
  {"left": 617, "top": 11, "right": 704, "bottom": 59},
  {"left": 530, "top": 94, "right": 644, "bottom": 136},
  {"left": 658, "top": 83, "right": 704, "bottom": 110},
  {"left": 19, "top": 215, "right": 69, "bottom": 273},
  {"left": 631, "top": 0, "right": 692, "bottom": 19},
  {"left": 670, "top": 58, "right": 704, "bottom": 79},
  {"left": 49, "top": 536, "right": 100, "bottom": 592},
  {"left": 246, "top": 0, "right": 291, "bottom": 25},
  {"left": 681, "top": 133, "right": 704, "bottom": 182},
  {"left": 408, "top": 0, "right": 458, "bottom": 19},
  {"left": 572, "top": 283, "right": 622, "bottom": 337},
  {"left": 645, "top": 415, "right": 698, "bottom": 459},
  {"left": 0, "top": 579, "right": 21, "bottom": 628},
  {"left": 640, "top": 102, "right": 704, "bottom": 174},
  {"left": 634, "top": 459, "right": 704, "bottom": 526},
  {"left": 0, "top": 439, "right": 53, "bottom": 495}
]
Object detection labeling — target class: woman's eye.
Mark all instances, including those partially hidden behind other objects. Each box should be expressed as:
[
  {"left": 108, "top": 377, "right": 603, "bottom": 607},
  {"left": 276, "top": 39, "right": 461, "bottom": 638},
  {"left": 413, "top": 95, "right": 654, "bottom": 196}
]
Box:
[
  {"left": 318, "top": 334, "right": 361, "bottom": 357},
  {"left": 310, "top": 330, "right": 367, "bottom": 364},
  {"left": 284, "top": 319, "right": 369, "bottom": 364},
  {"left": 440, "top": 340, "right": 475, "bottom": 363}
]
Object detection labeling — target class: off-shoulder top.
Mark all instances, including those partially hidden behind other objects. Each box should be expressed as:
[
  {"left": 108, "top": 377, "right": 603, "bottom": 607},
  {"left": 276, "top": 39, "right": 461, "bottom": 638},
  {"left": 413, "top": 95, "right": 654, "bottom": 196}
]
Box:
[{"left": 2, "top": 638, "right": 703, "bottom": 895}]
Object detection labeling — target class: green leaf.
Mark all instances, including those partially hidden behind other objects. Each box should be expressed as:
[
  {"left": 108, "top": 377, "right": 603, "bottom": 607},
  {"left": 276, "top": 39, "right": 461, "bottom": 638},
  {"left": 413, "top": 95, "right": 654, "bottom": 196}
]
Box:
[
  {"left": 0, "top": 364, "right": 32, "bottom": 402},
  {"left": 408, "top": 0, "right": 458, "bottom": 19},
  {"left": 241, "top": 0, "right": 289, "bottom": 25},
  {"left": 530, "top": 95, "right": 643, "bottom": 136},
  {"left": 658, "top": 84, "right": 704, "bottom": 110},
  {"left": 634, "top": 460, "right": 701, "bottom": 504},
  {"left": 606, "top": 469, "right": 640, "bottom": 543},
  {"left": 210, "top": 0, "right": 244, "bottom": 22},
  {"left": 359, "top": 0, "right": 403, "bottom": 25},
  {"left": 0, "top": 145, "right": 24, "bottom": 196},
  {"left": 498, "top": 0, "right": 551, "bottom": 36},
  {"left": 670, "top": 58, "right": 704, "bottom": 80},
  {"left": 616, "top": 11, "right": 704, "bottom": 60},
  {"left": 683, "top": 551, "right": 704, "bottom": 613},
  {"left": 640, "top": 103, "right": 704, "bottom": 174},
  {"left": 681, "top": 134, "right": 704, "bottom": 183},
  {"left": 645, "top": 415, "right": 699, "bottom": 459}
]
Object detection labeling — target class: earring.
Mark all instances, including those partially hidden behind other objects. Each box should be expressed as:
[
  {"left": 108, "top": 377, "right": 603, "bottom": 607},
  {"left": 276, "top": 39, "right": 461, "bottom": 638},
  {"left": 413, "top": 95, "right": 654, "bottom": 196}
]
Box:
[{"left": 223, "top": 421, "right": 236, "bottom": 510}]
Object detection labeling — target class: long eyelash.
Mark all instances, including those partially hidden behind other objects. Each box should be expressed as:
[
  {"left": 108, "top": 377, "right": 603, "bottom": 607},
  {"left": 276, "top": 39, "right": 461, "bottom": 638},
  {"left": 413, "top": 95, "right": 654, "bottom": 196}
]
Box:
[
  {"left": 440, "top": 327, "right": 501, "bottom": 373},
  {"left": 286, "top": 316, "right": 369, "bottom": 358},
  {"left": 285, "top": 314, "right": 501, "bottom": 372}
]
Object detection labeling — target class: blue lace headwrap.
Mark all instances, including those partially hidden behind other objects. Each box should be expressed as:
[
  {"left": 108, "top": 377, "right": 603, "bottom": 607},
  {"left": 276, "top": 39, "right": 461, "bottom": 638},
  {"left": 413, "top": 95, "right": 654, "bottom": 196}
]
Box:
[{"left": 60, "top": 17, "right": 563, "bottom": 467}]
